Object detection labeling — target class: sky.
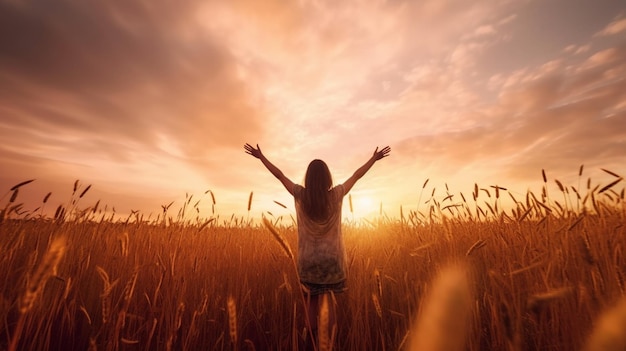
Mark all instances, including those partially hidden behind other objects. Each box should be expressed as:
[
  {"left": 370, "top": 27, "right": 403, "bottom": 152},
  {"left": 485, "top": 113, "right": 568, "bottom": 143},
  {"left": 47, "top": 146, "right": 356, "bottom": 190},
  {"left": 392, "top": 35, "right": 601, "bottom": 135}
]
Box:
[{"left": 1, "top": 0, "right": 625, "bottom": 221}]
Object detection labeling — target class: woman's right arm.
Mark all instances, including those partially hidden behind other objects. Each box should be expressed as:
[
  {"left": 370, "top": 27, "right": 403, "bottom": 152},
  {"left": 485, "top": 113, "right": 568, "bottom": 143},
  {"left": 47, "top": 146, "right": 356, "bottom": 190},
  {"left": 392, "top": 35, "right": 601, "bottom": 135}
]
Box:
[
  {"left": 244, "top": 143, "right": 296, "bottom": 195},
  {"left": 342, "top": 146, "right": 390, "bottom": 194}
]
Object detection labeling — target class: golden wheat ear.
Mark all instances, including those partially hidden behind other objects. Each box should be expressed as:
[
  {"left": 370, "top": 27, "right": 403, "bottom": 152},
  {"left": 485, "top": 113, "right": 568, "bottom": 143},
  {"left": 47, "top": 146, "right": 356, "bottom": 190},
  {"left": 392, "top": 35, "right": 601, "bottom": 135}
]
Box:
[
  {"left": 262, "top": 216, "right": 294, "bottom": 261},
  {"left": 583, "top": 297, "right": 626, "bottom": 351},
  {"left": 10, "top": 236, "right": 67, "bottom": 351},
  {"left": 408, "top": 264, "right": 472, "bottom": 351},
  {"left": 20, "top": 236, "right": 67, "bottom": 313},
  {"left": 227, "top": 295, "right": 238, "bottom": 349}
]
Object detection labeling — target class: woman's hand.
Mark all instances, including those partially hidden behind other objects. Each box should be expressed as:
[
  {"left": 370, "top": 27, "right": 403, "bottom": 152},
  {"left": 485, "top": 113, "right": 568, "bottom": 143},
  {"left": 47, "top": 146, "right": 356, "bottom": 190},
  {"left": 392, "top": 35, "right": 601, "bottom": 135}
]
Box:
[
  {"left": 373, "top": 146, "right": 391, "bottom": 161},
  {"left": 244, "top": 143, "right": 263, "bottom": 159}
]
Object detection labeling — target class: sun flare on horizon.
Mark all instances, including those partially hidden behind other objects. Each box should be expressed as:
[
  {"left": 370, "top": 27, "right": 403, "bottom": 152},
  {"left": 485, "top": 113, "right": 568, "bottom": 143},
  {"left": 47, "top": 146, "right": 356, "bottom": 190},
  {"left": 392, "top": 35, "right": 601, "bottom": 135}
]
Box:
[{"left": 350, "top": 194, "right": 378, "bottom": 217}]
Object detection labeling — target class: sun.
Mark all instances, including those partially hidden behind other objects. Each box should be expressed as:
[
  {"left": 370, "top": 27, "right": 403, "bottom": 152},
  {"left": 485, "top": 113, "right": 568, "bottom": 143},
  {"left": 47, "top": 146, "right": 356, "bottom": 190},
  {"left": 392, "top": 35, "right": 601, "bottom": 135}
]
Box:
[{"left": 350, "top": 194, "right": 378, "bottom": 216}]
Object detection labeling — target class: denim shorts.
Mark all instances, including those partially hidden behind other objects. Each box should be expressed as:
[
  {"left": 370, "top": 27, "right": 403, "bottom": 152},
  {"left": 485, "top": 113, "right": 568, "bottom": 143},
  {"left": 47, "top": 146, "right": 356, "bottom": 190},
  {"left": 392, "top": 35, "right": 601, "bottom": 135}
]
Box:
[{"left": 301, "top": 280, "right": 347, "bottom": 296}]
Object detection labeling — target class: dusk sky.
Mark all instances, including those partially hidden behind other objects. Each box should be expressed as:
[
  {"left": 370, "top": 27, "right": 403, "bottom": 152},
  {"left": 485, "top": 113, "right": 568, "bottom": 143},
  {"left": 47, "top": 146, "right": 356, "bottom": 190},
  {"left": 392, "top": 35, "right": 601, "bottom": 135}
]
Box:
[{"left": 1, "top": 0, "right": 625, "bottom": 220}]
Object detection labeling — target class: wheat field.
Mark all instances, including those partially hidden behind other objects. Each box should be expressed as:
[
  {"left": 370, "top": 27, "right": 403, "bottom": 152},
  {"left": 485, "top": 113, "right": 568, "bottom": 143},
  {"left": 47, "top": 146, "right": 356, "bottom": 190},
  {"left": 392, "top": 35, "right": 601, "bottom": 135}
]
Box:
[{"left": 0, "top": 169, "right": 624, "bottom": 351}]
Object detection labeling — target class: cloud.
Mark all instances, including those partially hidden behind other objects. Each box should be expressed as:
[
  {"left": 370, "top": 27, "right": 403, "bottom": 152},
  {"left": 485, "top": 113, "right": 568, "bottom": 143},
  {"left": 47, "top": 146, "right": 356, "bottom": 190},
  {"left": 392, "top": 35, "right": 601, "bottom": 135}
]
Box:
[
  {"left": 395, "top": 42, "right": 626, "bottom": 182},
  {"left": 564, "top": 44, "right": 591, "bottom": 55},
  {"left": 595, "top": 17, "right": 626, "bottom": 36},
  {"left": 0, "top": 0, "right": 264, "bottom": 185},
  {"left": 581, "top": 47, "right": 623, "bottom": 68}
]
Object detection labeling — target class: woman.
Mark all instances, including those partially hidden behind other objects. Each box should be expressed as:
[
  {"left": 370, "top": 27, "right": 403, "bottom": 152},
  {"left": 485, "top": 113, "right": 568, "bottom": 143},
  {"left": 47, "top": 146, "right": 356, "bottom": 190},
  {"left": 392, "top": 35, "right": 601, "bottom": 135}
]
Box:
[{"left": 244, "top": 143, "right": 390, "bottom": 348}]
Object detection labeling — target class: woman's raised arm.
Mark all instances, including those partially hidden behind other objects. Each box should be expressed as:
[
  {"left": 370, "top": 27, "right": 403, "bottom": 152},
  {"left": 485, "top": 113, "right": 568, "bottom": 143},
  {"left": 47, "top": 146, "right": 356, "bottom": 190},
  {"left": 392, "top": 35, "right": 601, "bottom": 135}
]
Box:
[
  {"left": 341, "top": 146, "right": 390, "bottom": 194},
  {"left": 244, "top": 143, "right": 296, "bottom": 195}
]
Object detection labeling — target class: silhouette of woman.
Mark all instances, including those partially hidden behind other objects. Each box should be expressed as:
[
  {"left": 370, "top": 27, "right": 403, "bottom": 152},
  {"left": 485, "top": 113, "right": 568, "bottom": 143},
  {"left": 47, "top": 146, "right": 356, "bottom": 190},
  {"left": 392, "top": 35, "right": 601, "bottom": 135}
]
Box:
[{"left": 244, "top": 143, "right": 390, "bottom": 348}]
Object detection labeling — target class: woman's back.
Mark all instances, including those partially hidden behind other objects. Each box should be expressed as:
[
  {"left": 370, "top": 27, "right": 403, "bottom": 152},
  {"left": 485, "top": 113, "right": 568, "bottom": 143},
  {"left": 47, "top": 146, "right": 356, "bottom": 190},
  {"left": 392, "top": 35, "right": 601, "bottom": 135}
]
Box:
[{"left": 293, "top": 184, "right": 347, "bottom": 285}]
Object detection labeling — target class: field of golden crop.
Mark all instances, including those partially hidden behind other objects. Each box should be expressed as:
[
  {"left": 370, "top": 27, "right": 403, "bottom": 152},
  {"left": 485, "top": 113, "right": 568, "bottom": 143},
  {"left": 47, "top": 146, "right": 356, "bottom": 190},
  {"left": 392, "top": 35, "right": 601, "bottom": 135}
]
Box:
[{"left": 1, "top": 170, "right": 624, "bottom": 351}]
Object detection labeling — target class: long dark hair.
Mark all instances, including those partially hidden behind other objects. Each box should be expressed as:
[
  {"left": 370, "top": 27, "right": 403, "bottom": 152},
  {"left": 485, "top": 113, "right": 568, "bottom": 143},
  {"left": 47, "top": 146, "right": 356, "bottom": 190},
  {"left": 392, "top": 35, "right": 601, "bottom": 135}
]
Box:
[{"left": 302, "top": 159, "right": 333, "bottom": 221}]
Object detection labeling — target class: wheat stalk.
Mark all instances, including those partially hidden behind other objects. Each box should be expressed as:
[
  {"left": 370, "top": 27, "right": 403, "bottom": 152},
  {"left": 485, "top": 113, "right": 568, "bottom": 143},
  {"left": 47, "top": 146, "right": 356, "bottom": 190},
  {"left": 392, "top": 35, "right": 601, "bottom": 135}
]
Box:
[
  {"left": 96, "top": 266, "right": 118, "bottom": 324},
  {"left": 465, "top": 239, "right": 487, "bottom": 256},
  {"left": 583, "top": 297, "right": 626, "bottom": 351},
  {"left": 349, "top": 194, "right": 353, "bottom": 214},
  {"left": 20, "top": 236, "right": 67, "bottom": 313},
  {"left": 601, "top": 168, "right": 620, "bottom": 178},
  {"left": 145, "top": 318, "right": 158, "bottom": 351},
  {"left": 599, "top": 177, "right": 623, "bottom": 194},
  {"left": 79, "top": 184, "right": 92, "bottom": 198},
  {"left": 579, "top": 231, "right": 595, "bottom": 265},
  {"left": 118, "top": 232, "right": 130, "bottom": 257},
  {"left": 408, "top": 265, "right": 471, "bottom": 351},
  {"left": 261, "top": 216, "right": 294, "bottom": 261},
  {"left": 274, "top": 200, "right": 287, "bottom": 208},
  {"left": 374, "top": 268, "right": 383, "bottom": 297},
  {"left": 526, "top": 287, "right": 573, "bottom": 311},
  {"left": 122, "top": 266, "right": 139, "bottom": 308},
  {"left": 228, "top": 295, "right": 238, "bottom": 350},
  {"left": 10, "top": 236, "right": 67, "bottom": 351},
  {"left": 372, "top": 293, "right": 383, "bottom": 319},
  {"left": 319, "top": 294, "right": 330, "bottom": 351},
  {"left": 9, "top": 179, "right": 35, "bottom": 191},
  {"left": 209, "top": 190, "right": 216, "bottom": 204},
  {"left": 166, "top": 302, "right": 185, "bottom": 351}
]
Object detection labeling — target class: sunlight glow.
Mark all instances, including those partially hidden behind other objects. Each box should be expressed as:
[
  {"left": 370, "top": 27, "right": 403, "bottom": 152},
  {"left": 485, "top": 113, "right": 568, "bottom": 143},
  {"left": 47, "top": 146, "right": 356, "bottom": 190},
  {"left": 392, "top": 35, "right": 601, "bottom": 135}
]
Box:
[{"left": 351, "top": 195, "right": 378, "bottom": 217}]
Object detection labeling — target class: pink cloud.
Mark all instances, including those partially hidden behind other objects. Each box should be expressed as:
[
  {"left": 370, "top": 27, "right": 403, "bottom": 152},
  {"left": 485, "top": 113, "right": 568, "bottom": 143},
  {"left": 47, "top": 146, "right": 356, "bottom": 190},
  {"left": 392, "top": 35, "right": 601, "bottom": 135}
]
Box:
[
  {"left": 0, "top": 0, "right": 266, "bottom": 175},
  {"left": 595, "top": 17, "right": 626, "bottom": 36},
  {"left": 395, "top": 43, "right": 626, "bottom": 182},
  {"left": 564, "top": 44, "right": 591, "bottom": 55}
]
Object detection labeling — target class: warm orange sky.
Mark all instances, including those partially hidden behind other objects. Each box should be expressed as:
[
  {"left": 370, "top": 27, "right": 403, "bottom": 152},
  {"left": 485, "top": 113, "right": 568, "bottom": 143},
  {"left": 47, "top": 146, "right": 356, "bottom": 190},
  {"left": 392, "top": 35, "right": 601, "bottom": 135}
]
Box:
[{"left": 1, "top": 0, "right": 625, "bottom": 220}]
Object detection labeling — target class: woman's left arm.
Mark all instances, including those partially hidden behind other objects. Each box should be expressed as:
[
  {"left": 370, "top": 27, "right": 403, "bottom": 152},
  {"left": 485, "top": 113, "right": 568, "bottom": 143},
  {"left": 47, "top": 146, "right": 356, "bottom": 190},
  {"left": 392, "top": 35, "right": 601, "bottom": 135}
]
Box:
[{"left": 341, "top": 146, "right": 390, "bottom": 194}]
